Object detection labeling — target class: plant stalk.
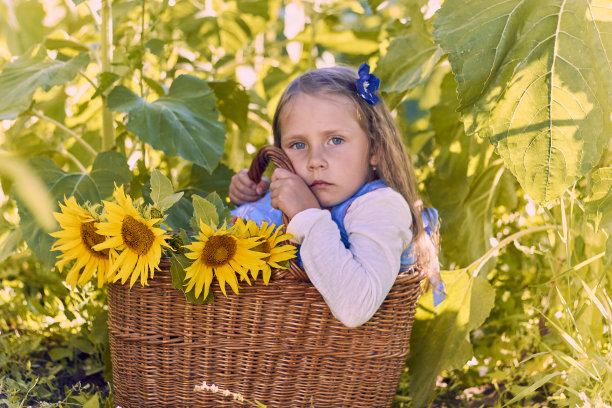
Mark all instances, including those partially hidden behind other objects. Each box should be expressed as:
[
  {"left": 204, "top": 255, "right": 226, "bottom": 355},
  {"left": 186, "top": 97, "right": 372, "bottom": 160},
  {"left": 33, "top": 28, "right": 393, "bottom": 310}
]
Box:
[
  {"left": 140, "top": 0, "right": 145, "bottom": 96},
  {"left": 32, "top": 110, "right": 97, "bottom": 156},
  {"left": 61, "top": 147, "right": 88, "bottom": 172},
  {"left": 100, "top": 0, "right": 114, "bottom": 151},
  {"left": 467, "top": 225, "right": 558, "bottom": 276}
]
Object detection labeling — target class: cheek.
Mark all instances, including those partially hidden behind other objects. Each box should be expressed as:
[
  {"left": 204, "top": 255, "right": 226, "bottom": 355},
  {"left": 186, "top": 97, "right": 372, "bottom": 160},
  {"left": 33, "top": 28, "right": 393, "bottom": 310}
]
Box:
[{"left": 283, "top": 150, "right": 307, "bottom": 175}]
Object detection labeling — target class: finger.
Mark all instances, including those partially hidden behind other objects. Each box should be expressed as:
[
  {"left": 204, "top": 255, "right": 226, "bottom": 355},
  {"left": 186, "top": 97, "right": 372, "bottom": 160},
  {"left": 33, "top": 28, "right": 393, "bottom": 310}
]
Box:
[
  {"left": 255, "top": 177, "right": 270, "bottom": 195},
  {"left": 271, "top": 168, "right": 293, "bottom": 182},
  {"left": 235, "top": 169, "right": 256, "bottom": 189},
  {"left": 233, "top": 181, "right": 257, "bottom": 196}
]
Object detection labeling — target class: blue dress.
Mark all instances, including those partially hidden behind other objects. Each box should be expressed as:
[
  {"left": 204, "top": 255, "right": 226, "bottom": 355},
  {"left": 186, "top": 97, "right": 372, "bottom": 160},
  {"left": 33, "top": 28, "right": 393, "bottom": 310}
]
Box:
[{"left": 232, "top": 180, "right": 446, "bottom": 306}]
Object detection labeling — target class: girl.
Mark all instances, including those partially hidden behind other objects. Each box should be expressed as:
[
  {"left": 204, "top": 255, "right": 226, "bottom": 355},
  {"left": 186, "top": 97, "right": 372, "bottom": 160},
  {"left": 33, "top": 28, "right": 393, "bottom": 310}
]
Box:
[{"left": 230, "top": 64, "right": 444, "bottom": 328}]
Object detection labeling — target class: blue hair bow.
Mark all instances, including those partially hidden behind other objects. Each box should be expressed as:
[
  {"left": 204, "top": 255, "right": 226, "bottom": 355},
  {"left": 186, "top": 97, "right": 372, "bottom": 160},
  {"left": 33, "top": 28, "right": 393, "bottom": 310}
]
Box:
[{"left": 356, "top": 63, "right": 380, "bottom": 106}]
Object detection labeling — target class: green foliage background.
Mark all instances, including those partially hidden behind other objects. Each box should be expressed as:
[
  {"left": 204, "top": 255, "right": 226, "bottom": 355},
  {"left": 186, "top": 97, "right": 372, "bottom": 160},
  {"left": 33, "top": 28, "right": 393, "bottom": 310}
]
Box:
[{"left": 0, "top": 0, "right": 610, "bottom": 406}]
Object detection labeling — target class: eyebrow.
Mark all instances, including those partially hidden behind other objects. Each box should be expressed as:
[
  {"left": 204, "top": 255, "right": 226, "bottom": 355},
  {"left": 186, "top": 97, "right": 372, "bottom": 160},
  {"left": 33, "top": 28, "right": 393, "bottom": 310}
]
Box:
[{"left": 283, "top": 128, "right": 352, "bottom": 138}]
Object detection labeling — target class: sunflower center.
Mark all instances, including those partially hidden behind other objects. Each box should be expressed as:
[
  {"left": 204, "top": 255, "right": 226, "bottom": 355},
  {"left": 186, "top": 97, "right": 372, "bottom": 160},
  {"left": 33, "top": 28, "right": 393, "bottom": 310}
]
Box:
[
  {"left": 80, "top": 221, "right": 109, "bottom": 258},
  {"left": 260, "top": 240, "right": 271, "bottom": 261},
  {"left": 121, "top": 215, "right": 155, "bottom": 255},
  {"left": 202, "top": 235, "right": 237, "bottom": 267}
]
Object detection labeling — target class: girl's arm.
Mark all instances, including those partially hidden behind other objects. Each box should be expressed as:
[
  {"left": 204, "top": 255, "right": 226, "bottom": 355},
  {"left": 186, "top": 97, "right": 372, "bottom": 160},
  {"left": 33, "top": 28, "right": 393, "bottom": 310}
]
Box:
[{"left": 286, "top": 188, "right": 413, "bottom": 328}]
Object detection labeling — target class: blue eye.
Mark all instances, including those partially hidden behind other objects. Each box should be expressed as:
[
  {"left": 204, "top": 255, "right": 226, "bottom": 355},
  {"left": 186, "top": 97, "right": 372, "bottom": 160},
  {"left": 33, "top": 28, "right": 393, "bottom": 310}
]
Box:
[
  {"left": 291, "top": 141, "right": 306, "bottom": 150},
  {"left": 330, "top": 137, "right": 343, "bottom": 145}
]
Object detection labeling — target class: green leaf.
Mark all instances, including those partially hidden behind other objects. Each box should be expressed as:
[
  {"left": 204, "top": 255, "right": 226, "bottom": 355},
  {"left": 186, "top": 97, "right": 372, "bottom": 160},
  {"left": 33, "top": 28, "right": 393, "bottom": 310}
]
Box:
[
  {"left": 429, "top": 71, "right": 462, "bottom": 146},
  {"left": 143, "top": 76, "right": 167, "bottom": 97},
  {"left": 164, "top": 197, "right": 194, "bottom": 231},
  {"left": 159, "top": 193, "right": 183, "bottom": 212},
  {"left": 0, "top": 154, "right": 56, "bottom": 231},
  {"left": 91, "top": 310, "right": 109, "bottom": 346},
  {"left": 9, "top": 1, "right": 46, "bottom": 55},
  {"left": 192, "top": 195, "right": 219, "bottom": 228},
  {"left": 17, "top": 155, "right": 129, "bottom": 266},
  {"left": 425, "top": 74, "right": 503, "bottom": 267},
  {"left": 205, "top": 191, "right": 232, "bottom": 227},
  {"left": 0, "top": 51, "right": 90, "bottom": 119},
  {"left": 92, "top": 72, "right": 120, "bottom": 99},
  {"left": 408, "top": 272, "right": 495, "bottom": 407},
  {"left": 151, "top": 170, "right": 173, "bottom": 204},
  {"left": 236, "top": 0, "right": 270, "bottom": 18},
  {"left": 44, "top": 37, "right": 90, "bottom": 52},
  {"left": 208, "top": 80, "right": 249, "bottom": 130},
  {"left": 367, "top": 0, "right": 385, "bottom": 11},
  {"left": 434, "top": 0, "right": 612, "bottom": 204},
  {"left": 83, "top": 395, "right": 100, "bottom": 408},
  {"left": 169, "top": 252, "right": 214, "bottom": 304},
  {"left": 145, "top": 38, "right": 165, "bottom": 56},
  {"left": 586, "top": 167, "right": 612, "bottom": 231},
  {"left": 378, "top": 39, "right": 443, "bottom": 93},
  {"left": 150, "top": 170, "right": 183, "bottom": 211},
  {"left": 312, "top": 25, "right": 379, "bottom": 55},
  {"left": 89, "top": 151, "right": 132, "bottom": 199},
  {"left": 503, "top": 372, "right": 563, "bottom": 407},
  {"left": 16, "top": 158, "right": 96, "bottom": 266},
  {"left": 188, "top": 163, "right": 234, "bottom": 199},
  {"left": 0, "top": 229, "right": 22, "bottom": 264},
  {"left": 107, "top": 74, "right": 226, "bottom": 172},
  {"left": 605, "top": 235, "right": 612, "bottom": 268},
  {"left": 377, "top": 5, "right": 444, "bottom": 96},
  {"left": 49, "top": 347, "right": 72, "bottom": 361}
]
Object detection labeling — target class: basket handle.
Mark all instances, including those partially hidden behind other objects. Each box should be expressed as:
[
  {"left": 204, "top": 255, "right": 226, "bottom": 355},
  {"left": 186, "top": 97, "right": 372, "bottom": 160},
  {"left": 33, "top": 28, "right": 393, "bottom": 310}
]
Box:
[
  {"left": 245, "top": 145, "right": 310, "bottom": 282},
  {"left": 247, "top": 145, "right": 295, "bottom": 185}
]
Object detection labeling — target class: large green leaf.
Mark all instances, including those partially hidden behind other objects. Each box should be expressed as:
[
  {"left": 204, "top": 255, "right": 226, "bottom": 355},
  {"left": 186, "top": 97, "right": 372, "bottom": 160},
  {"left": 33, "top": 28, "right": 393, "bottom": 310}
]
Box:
[
  {"left": 377, "top": 35, "right": 443, "bottom": 92},
  {"left": 426, "top": 72, "right": 510, "bottom": 267},
  {"left": 408, "top": 273, "right": 495, "bottom": 407},
  {"left": 187, "top": 162, "right": 234, "bottom": 199},
  {"left": 164, "top": 197, "right": 194, "bottom": 231},
  {"left": 3, "top": 0, "right": 46, "bottom": 55},
  {"left": 208, "top": 80, "right": 249, "bottom": 130},
  {"left": 89, "top": 151, "right": 132, "bottom": 199},
  {"left": 376, "top": 4, "right": 444, "bottom": 96},
  {"left": 586, "top": 167, "right": 612, "bottom": 231},
  {"left": 314, "top": 27, "right": 379, "bottom": 55},
  {"left": 434, "top": 0, "right": 612, "bottom": 204},
  {"left": 107, "top": 75, "right": 226, "bottom": 172},
  {"left": 0, "top": 50, "right": 90, "bottom": 119},
  {"left": 18, "top": 153, "right": 130, "bottom": 266}
]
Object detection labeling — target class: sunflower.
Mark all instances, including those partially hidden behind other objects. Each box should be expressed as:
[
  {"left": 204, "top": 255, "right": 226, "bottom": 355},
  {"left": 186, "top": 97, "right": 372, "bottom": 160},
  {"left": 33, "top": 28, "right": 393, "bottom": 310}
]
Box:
[
  {"left": 50, "top": 197, "right": 113, "bottom": 289},
  {"left": 235, "top": 219, "right": 297, "bottom": 284},
  {"left": 94, "top": 185, "right": 169, "bottom": 288},
  {"left": 183, "top": 220, "right": 267, "bottom": 299}
]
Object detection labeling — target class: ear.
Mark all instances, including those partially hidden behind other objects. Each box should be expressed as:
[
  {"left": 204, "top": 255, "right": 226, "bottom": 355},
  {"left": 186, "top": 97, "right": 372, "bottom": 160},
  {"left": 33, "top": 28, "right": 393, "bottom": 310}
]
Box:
[{"left": 369, "top": 149, "right": 379, "bottom": 167}]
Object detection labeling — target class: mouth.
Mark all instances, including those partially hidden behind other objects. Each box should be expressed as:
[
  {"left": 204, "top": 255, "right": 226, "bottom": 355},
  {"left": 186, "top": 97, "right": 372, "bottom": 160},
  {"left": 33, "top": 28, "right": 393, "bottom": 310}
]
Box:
[{"left": 310, "top": 180, "right": 331, "bottom": 189}]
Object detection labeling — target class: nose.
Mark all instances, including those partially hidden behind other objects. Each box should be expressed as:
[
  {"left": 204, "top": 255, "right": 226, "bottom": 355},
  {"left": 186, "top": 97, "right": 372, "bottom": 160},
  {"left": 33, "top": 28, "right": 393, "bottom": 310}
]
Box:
[{"left": 307, "top": 146, "right": 327, "bottom": 171}]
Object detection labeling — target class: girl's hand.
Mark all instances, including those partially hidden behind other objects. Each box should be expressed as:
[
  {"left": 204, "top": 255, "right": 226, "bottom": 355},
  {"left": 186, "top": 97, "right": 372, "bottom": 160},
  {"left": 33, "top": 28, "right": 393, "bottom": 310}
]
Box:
[
  {"left": 228, "top": 169, "right": 270, "bottom": 205},
  {"left": 270, "top": 168, "right": 320, "bottom": 219}
]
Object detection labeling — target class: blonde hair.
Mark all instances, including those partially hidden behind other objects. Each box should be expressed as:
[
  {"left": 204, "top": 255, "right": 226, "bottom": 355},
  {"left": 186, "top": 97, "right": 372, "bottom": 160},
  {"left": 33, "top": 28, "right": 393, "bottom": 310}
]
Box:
[{"left": 272, "top": 66, "right": 440, "bottom": 283}]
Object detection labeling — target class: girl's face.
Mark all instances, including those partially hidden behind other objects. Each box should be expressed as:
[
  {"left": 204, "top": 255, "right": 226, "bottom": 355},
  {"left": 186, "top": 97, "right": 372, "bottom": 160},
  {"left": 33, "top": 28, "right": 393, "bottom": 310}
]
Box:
[{"left": 279, "top": 92, "right": 378, "bottom": 208}]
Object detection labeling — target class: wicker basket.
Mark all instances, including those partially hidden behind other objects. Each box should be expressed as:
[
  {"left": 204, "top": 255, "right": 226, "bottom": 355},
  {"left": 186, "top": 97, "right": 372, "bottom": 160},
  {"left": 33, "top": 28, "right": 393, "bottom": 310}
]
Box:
[{"left": 107, "top": 146, "right": 425, "bottom": 407}]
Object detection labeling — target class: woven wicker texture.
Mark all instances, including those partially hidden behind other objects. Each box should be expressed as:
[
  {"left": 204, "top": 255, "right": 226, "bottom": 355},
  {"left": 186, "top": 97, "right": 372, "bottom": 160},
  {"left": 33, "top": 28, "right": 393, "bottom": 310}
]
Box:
[{"left": 108, "top": 146, "right": 425, "bottom": 407}]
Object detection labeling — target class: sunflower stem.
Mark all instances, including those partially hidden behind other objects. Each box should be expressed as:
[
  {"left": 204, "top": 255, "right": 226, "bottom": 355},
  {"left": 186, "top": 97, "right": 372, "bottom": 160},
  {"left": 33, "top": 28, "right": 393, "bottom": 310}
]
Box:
[
  {"left": 60, "top": 146, "right": 88, "bottom": 173},
  {"left": 78, "top": 71, "right": 97, "bottom": 89},
  {"left": 465, "top": 225, "right": 558, "bottom": 276},
  {"left": 140, "top": 0, "right": 145, "bottom": 97},
  {"left": 100, "top": 0, "right": 115, "bottom": 151}
]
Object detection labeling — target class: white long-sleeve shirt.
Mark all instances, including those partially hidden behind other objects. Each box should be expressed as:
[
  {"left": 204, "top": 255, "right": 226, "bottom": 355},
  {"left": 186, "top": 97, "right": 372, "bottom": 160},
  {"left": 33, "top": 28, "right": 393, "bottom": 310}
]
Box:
[{"left": 286, "top": 187, "right": 413, "bottom": 328}]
